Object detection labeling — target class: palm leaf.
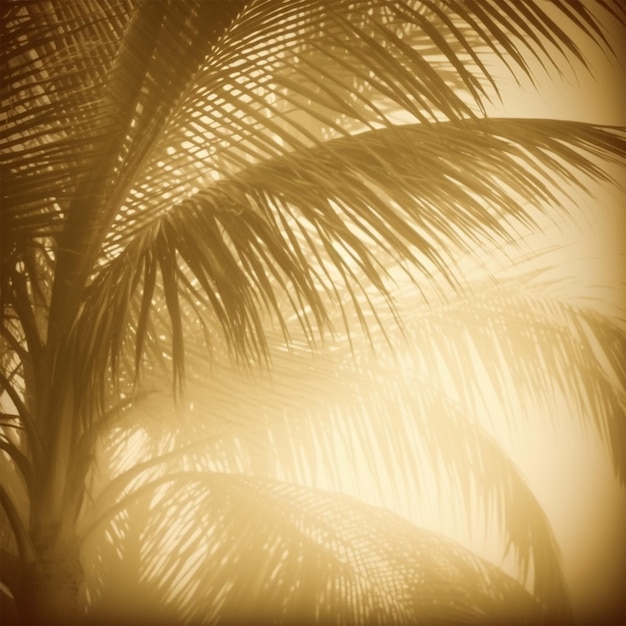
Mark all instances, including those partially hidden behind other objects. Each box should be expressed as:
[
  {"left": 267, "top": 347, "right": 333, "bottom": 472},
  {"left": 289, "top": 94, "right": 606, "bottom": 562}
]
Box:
[
  {"left": 86, "top": 365, "right": 570, "bottom": 613},
  {"left": 98, "top": 0, "right": 624, "bottom": 255},
  {"left": 82, "top": 472, "right": 553, "bottom": 624},
  {"left": 72, "top": 118, "right": 625, "bottom": 421},
  {"left": 79, "top": 227, "right": 625, "bottom": 615},
  {"left": 4, "top": 0, "right": 623, "bottom": 407},
  {"left": 3, "top": 0, "right": 621, "bottom": 247},
  {"left": 0, "top": 0, "right": 135, "bottom": 254}
]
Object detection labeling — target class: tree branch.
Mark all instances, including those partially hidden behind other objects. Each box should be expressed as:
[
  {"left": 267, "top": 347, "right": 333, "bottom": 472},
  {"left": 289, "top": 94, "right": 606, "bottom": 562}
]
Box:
[
  {"left": 0, "top": 436, "right": 33, "bottom": 490},
  {"left": 0, "top": 372, "right": 40, "bottom": 464},
  {"left": 0, "top": 324, "right": 27, "bottom": 362},
  {"left": 7, "top": 268, "right": 43, "bottom": 364},
  {"left": 0, "top": 484, "right": 37, "bottom": 564}
]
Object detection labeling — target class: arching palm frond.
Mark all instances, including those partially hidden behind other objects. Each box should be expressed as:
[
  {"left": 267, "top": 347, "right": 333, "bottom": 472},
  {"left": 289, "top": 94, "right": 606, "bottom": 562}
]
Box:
[
  {"left": 85, "top": 377, "right": 570, "bottom": 615},
  {"left": 82, "top": 472, "right": 550, "bottom": 625},
  {"left": 73, "top": 118, "right": 624, "bottom": 419},
  {"left": 84, "top": 234, "right": 624, "bottom": 618},
  {"left": 3, "top": 0, "right": 623, "bottom": 415}
]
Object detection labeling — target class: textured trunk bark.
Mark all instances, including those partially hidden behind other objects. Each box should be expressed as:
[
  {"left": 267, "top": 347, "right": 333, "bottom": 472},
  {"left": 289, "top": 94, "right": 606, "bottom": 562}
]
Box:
[{"left": 16, "top": 550, "right": 82, "bottom": 625}]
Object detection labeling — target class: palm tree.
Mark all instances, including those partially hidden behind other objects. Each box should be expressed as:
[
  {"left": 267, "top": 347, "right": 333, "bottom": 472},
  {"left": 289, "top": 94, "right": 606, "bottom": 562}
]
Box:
[{"left": 1, "top": 0, "right": 624, "bottom": 623}]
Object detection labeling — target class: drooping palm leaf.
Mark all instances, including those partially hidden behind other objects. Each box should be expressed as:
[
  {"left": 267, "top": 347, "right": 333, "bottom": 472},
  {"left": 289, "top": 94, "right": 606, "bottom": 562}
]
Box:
[
  {"left": 3, "top": 0, "right": 624, "bottom": 423},
  {"left": 84, "top": 365, "right": 570, "bottom": 614},
  {"left": 3, "top": 0, "right": 622, "bottom": 255},
  {"left": 79, "top": 230, "right": 624, "bottom": 616},
  {"left": 81, "top": 472, "right": 554, "bottom": 625},
  {"left": 72, "top": 118, "right": 625, "bottom": 421}
]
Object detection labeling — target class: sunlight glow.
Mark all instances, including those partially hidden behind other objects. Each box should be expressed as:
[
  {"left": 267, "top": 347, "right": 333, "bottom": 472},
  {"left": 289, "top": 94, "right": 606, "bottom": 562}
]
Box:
[{"left": 70, "top": 5, "right": 626, "bottom": 625}]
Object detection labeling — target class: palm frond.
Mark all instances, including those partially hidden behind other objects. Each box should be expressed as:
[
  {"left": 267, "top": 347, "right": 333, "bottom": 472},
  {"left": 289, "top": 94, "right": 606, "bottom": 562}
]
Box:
[
  {"left": 72, "top": 119, "right": 625, "bottom": 419},
  {"left": 1, "top": 1, "right": 624, "bottom": 621},
  {"left": 87, "top": 361, "right": 571, "bottom": 613},
  {"left": 82, "top": 472, "right": 553, "bottom": 624},
  {"left": 106, "top": 0, "right": 623, "bottom": 239},
  {"left": 0, "top": 0, "right": 135, "bottom": 255},
  {"left": 3, "top": 0, "right": 620, "bottom": 248},
  {"left": 382, "top": 282, "right": 626, "bottom": 485},
  {"left": 80, "top": 226, "right": 625, "bottom": 613}
]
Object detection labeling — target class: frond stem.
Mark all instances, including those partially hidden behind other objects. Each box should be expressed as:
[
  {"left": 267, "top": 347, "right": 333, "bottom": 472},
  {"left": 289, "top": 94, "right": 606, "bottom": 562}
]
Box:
[{"left": 0, "top": 484, "right": 37, "bottom": 564}]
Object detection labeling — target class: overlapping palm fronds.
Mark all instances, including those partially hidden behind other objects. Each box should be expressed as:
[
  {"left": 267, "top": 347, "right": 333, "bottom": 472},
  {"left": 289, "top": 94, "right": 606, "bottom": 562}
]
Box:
[
  {"left": 1, "top": 0, "right": 625, "bottom": 623},
  {"left": 82, "top": 472, "right": 551, "bottom": 625},
  {"left": 81, "top": 236, "right": 623, "bottom": 620}
]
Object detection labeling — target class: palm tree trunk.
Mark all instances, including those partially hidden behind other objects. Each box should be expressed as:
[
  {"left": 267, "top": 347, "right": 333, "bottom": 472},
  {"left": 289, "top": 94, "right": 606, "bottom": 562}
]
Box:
[
  {"left": 16, "top": 544, "right": 82, "bottom": 625},
  {"left": 16, "top": 430, "right": 85, "bottom": 624}
]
